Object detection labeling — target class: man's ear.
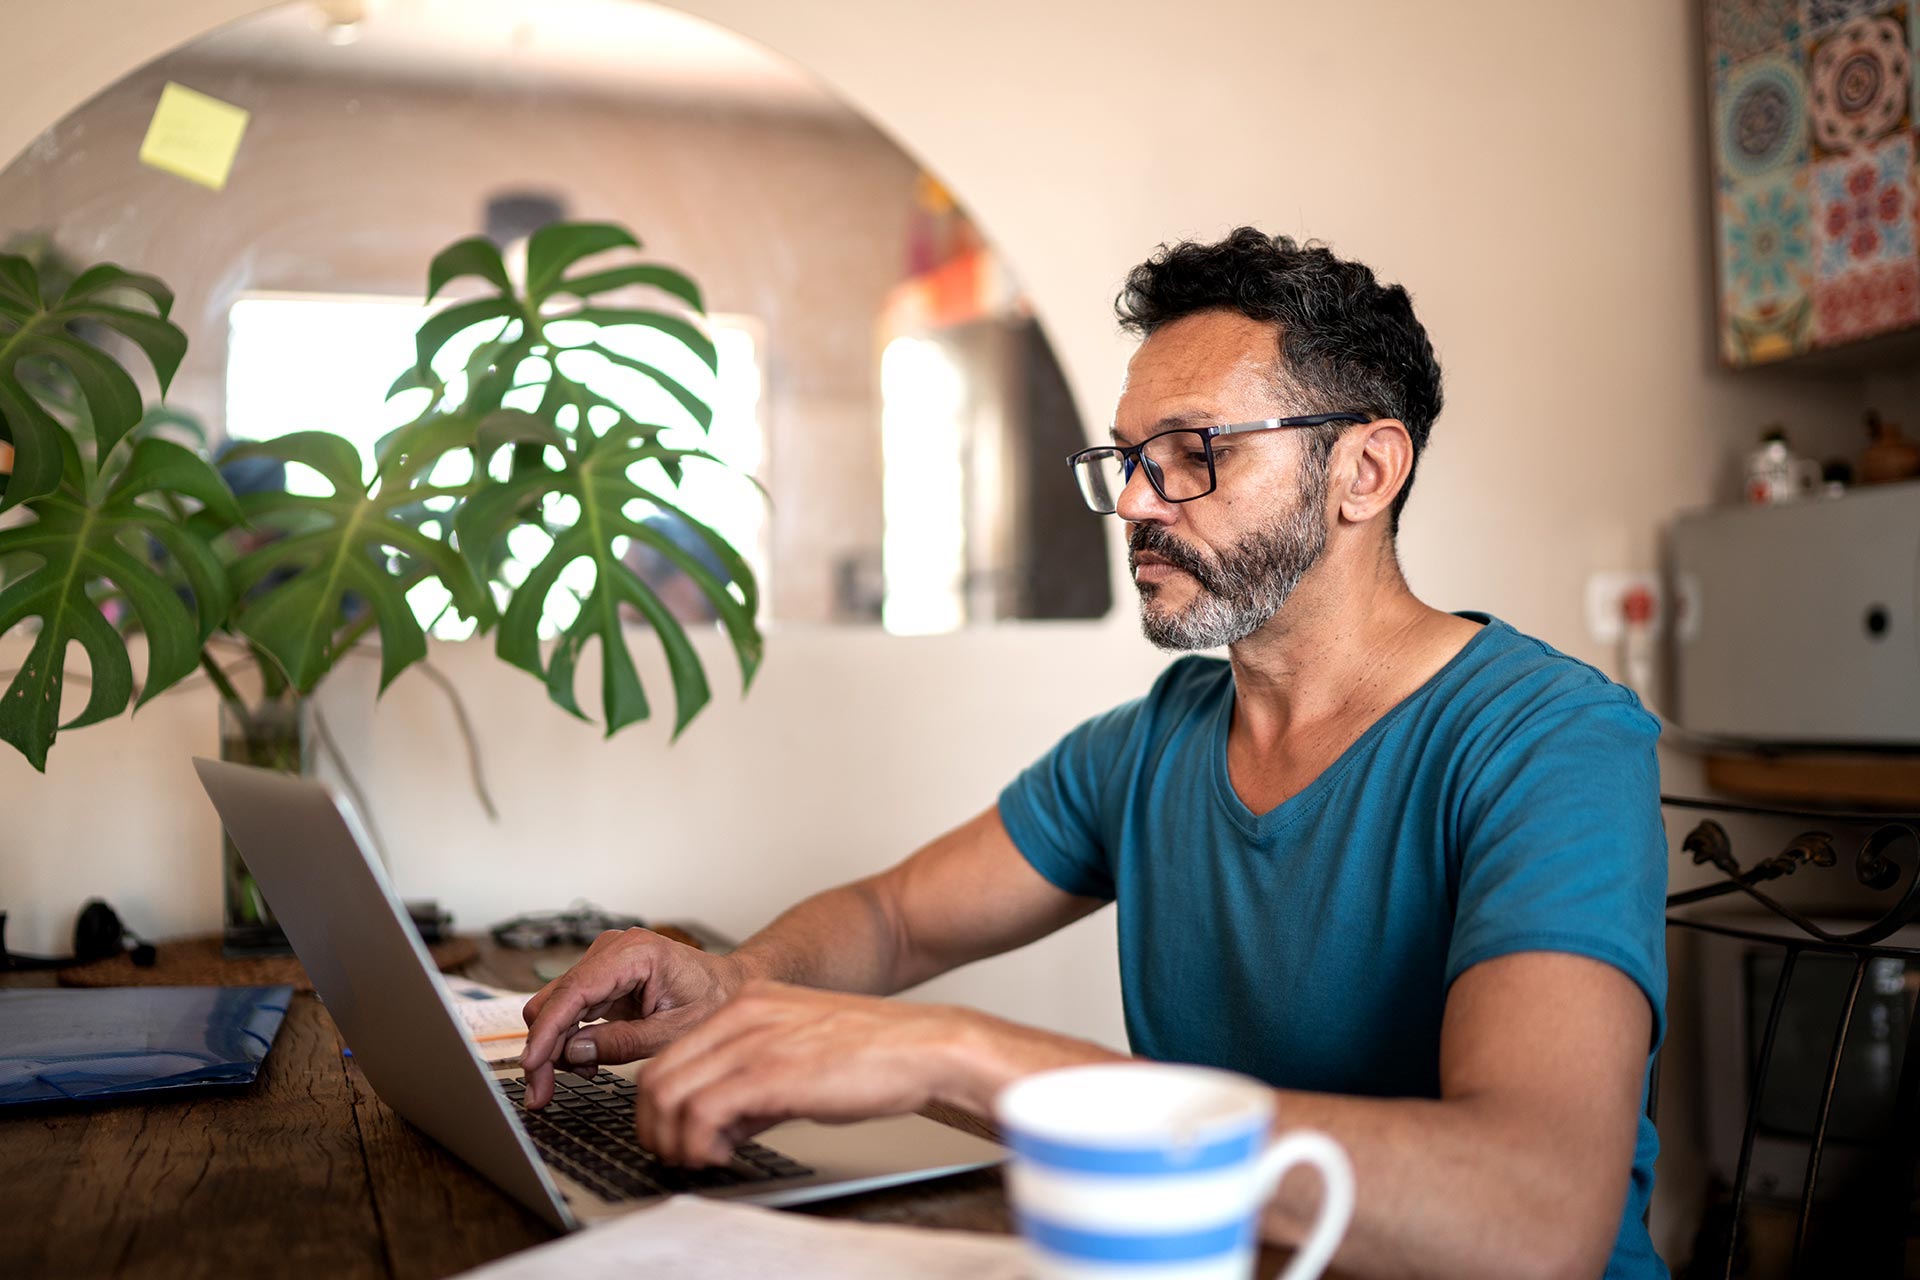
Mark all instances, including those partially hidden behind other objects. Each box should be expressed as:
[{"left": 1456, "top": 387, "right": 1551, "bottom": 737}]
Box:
[{"left": 1337, "top": 419, "right": 1413, "bottom": 526}]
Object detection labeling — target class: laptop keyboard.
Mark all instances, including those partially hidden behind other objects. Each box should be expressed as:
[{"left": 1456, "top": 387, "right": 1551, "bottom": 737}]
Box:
[{"left": 497, "top": 1071, "right": 814, "bottom": 1203}]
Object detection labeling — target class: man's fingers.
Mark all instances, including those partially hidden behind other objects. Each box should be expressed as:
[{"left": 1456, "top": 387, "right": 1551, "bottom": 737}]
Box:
[
  {"left": 528, "top": 1019, "right": 611, "bottom": 1107},
  {"left": 520, "top": 1001, "right": 584, "bottom": 1096},
  {"left": 643, "top": 1023, "right": 789, "bottom": 1162},
  {"left": 523, "top": 942, "right": 666, "bottom": 1065},
  {"left": 670, "top": 1069, "right": 794, "bottom": 1167},
  {"left": 520, "top": 931, "right": 625, "bottom": 1024},
  {"left": 528, "top": 1005, "right": 699, "bottom": 1109},
  {"left": 646, "top": 984, "right": 794, "bottom": 1079},
  {"left": 567, "top": 1016, "right": 681, "bottom": 1067},
  {"left": 638, "top": 985, "right": 806, "bottom": 1154},
  {"left": 517, "top": 932, "right": 726, "bottom": 1110},
  {"left": 520, "top": 976, "right": 561, "bottom": 1026},
  {"left": 522, "top": 974, "right": 625, "bottom": 1080},
  {"left": 646, "top": 1018, "right": 785, "bottom": 1122},
  {"left": 583, "top": 928, "right": 627, "bottom": 955},
  {"left": 715, "top": 1115, "right": 781, "bottom": 1163},
  {"left": 524, "top": 1057, "right": 555, "bottom": 1110}
]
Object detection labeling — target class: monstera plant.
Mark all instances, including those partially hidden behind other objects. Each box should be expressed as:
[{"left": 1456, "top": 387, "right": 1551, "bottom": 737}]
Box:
[
  {"left": 0, "top": 221, "right": 762, "bottom": 775},
  {"left": 0, "top": 255, "right": 219, "bottom": 770}
]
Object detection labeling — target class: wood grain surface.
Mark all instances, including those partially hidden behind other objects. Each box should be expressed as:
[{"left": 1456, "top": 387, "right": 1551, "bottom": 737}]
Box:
[
  {"left": 0, "top": 993, "right": 387, "bottom": 1278},
  {"left": 55, "top": 934, "right": 479, "bottom": 991},
  {"left": 340, "top": 1047, "right": 554, "bottom": 1280}
]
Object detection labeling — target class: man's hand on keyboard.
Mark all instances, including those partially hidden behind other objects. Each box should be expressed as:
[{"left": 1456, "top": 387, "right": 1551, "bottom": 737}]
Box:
[
  {"left": 631, "top": 980, "right": 987, "bottom": 1167},
  {"left": 520, "top": 927, "right": 751, "bottom": 1109}
]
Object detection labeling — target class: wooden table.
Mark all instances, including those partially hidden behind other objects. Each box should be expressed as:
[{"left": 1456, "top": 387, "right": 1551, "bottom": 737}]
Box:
[{"left": 0, "top": 939, "right": 1307, "bottom": 1278}]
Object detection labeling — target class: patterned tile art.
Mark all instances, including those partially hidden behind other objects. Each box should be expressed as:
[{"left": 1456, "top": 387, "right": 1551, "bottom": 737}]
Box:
[{"left": 1709, "top": 0, "right": 1920, "bottom": 363}]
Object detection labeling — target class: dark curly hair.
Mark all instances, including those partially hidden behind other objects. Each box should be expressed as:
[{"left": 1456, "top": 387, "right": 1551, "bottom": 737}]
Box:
[{"left": 1115, "top": 228, "right": 1443, "bottom": 532}]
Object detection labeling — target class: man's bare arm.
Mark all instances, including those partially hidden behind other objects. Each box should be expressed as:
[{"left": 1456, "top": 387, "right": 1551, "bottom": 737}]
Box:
[
  {"left": 728, "top": 805, "right": 1108, "bottom": 994},
  {"left": 1249, "top": 952, "right": 1650, "bottom": 1280},
  {"left": 519, "top": 804, "right": 1102, "bottom": 1098},
  {"left": 633, "top": 951, "right": 1649, "bottom": 1280}
]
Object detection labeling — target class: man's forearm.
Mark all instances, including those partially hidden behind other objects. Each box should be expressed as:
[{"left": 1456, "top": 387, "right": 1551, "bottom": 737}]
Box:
[
  {"left": 934, "top": 1007, "right": 1127, "bottom": 1111},
  {"left": 927, "top": 1018, "right": 1620, "bottom": 1280},
  {"left": 726, "top": 877, "right": 909, "bottom": 995},
  {"left": 724, "top": 807, "right": 1101, "bottom": 1000},
  {"left": 1253, "top": 1090, "right": 1623, "bottom": 1280}
]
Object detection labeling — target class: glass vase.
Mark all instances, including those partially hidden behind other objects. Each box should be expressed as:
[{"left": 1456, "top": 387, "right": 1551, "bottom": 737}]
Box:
[{"left": 218, "top": 687, "right": 308, "bottom": 955}]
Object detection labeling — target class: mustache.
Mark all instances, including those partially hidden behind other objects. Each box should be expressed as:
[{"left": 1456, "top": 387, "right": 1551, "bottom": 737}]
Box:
[{"left": 1128, "top": 526, "right": 1217, "bottom": 589}]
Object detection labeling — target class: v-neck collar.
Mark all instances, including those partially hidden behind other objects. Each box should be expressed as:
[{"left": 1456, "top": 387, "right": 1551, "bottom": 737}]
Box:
[{"left": 1206, "top": 612, "right": 1498, "bottom": 837}]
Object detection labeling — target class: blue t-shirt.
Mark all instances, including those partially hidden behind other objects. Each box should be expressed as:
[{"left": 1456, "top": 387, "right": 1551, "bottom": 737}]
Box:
[{"left": 998, "top": 614, "right": 1668, "bottom": 1279}]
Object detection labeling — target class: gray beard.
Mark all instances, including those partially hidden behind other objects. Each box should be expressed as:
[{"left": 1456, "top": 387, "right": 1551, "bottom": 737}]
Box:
[{"left": 1131, "top": 469, "right": 1329, "bottom": 652}]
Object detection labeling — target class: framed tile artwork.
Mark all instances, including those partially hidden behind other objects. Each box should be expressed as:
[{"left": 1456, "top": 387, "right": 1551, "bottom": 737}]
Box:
[{"left": 1708, "top": 0, "right": 1920, "bottom": 365}]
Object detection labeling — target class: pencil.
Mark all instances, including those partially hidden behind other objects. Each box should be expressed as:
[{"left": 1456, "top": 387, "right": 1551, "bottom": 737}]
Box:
[{"left": 475, "top": 1030, "right": 529, "bottom": 1043}]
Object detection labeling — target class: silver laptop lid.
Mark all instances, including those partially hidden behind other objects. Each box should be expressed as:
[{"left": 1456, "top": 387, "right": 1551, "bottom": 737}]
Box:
[{"left": 192, "top": 757, "right": 575, "bottom": 1230}]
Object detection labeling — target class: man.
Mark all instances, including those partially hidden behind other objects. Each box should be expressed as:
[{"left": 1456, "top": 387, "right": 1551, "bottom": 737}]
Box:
[{"left": 520, "top": 229, "right": 1668, "bottom": 1280}]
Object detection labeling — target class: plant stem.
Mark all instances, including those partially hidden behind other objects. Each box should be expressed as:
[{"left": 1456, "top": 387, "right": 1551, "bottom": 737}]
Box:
[
  {"left": 415, "top": 656, "right": 499, "bottom": 820},
  {"left": 254, "top": 640, "right": 288, "bottom": 699},
  {"left": 200, "top": 647, "right": 255, "bottom": 742},
  {"left": 309, "top": 699, "right": 392, "bottom": 862}
]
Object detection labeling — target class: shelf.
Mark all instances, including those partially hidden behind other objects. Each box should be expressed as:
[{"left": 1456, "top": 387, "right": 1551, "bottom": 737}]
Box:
[{"left": 1705, "top": 752, "right": 1920, "bottom": 811}]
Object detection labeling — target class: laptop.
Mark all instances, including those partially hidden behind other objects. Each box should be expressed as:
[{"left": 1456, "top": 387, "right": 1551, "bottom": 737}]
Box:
[{"left": 193, "top": 757, "right": 1004, "bottom": 1231}]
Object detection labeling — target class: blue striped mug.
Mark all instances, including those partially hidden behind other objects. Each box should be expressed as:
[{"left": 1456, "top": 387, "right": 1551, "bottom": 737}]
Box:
[{"left": 996, "top": 1063, "right": 1354, "bottom": 1280}]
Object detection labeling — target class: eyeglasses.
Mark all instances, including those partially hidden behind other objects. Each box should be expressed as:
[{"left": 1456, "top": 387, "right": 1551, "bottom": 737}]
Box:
[{"left": 1066, "top": 414, "right": 1369, "bottom": 515}]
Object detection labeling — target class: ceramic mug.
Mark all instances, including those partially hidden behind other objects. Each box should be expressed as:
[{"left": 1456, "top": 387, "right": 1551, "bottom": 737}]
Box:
[{"left": 996, "top": 1063, "right": 1354, "bottom": 1280}]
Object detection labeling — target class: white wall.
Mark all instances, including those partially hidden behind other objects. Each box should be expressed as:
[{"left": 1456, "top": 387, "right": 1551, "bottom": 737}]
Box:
[{"left": 1, "top": 1, "right": 1897, "bottom": 1263}]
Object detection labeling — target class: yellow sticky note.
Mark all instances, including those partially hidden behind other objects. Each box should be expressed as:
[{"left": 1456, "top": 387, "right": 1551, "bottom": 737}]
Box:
[{"left": 139, "top": 82, "right": 250, "bottom": 191}]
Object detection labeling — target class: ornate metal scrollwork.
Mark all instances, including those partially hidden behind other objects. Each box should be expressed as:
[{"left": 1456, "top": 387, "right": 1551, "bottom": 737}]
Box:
[
  {"left": 1663, "top": 798, "right": 1920, "bottom": 946},
  {"left": 1661, "top": 794, "right": 1920, "bottom": 1279}
]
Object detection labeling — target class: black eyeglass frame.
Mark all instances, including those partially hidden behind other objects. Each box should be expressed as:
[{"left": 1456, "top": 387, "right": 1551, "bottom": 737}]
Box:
[{"left": 1065, "top": 413, "right": 1371, "bottom": 513}]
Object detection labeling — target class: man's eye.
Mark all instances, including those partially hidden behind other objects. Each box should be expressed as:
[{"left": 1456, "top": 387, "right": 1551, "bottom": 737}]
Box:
[{"left": 1199, "top": 449, "right": 1226, "bottom": 464}]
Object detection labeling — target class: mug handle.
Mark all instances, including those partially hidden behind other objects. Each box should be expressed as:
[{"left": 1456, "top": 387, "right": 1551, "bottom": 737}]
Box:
[{"left": 1254, "top": 1129, "right": 1355, "bottom": 1280}]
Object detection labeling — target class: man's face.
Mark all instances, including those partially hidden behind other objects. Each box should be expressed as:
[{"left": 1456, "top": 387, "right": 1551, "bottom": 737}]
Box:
[{"left": 1111, "top": 310, "right": 1332, "bottom": 651}]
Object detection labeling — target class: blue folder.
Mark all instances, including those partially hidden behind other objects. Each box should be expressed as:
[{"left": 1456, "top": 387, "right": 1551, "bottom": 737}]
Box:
[{"left": 0, "top": 984, "right": 293, "bottom": 1106}]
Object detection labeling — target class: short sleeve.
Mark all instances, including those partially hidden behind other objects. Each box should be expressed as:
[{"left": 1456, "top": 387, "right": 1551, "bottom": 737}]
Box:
[
  {"left": 1446, "top": 689, "right": 1669, "bottom": 1045},
  {"left": 997, "top": 702, "right": 1137, "bottom": 901}
]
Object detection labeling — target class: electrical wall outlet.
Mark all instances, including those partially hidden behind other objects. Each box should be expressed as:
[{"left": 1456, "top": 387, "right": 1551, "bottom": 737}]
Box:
[{"left": 1585, "top": 571, "right": 1664, "bottom": 645}]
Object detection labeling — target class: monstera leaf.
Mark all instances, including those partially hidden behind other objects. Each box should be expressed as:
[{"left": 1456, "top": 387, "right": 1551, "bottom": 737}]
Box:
[
  {"left": 0, "top": 435, "right": 240, "bottom": 770},
  {"left": 408, "top": 223, "right": 715, "bottom": 450},
  {"left": 1, "top": 224, "right": 763, "bottom": 772},
  {"left": 455, "top": 432, "right": 761, "bottom": 738},
  {"left": 408, "top": 222, "right": 762, "bottom": 738},
  {"left": 0, "top": 254, "right": 187, "bottom": 511},
  {"left": 223, "top": 431, "right": 492, "bottom": 694}
]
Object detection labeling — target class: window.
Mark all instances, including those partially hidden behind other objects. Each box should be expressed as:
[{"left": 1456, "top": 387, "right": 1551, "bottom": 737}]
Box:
[{"left": 879, "top": 335, "right": 967, "bottom": 636}]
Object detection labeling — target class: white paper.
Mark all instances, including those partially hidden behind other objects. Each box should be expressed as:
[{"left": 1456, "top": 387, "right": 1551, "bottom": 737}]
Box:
[
  {"left": 453, "top": 994, "right": 535, "bottom": 1039},
  {"left": 443, "top": 983, "right": 535, "bottom": 1063},
  {"left": 443, "top": 983, "right": 608, "bottom": 1066},
  {"left": 453, "top": 1194, "right": 1031, "bottom": 1279}
]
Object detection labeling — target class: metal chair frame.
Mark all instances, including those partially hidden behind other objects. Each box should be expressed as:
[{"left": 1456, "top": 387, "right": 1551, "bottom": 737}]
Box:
[{"left": 1662, "top": 793, "right": 1920, "bottom": 1278}]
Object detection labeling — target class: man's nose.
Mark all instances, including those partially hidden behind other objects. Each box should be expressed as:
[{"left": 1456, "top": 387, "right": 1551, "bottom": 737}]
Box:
[{"left": 1114, "top": 459, "right": 1175, "bottom": 525}]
